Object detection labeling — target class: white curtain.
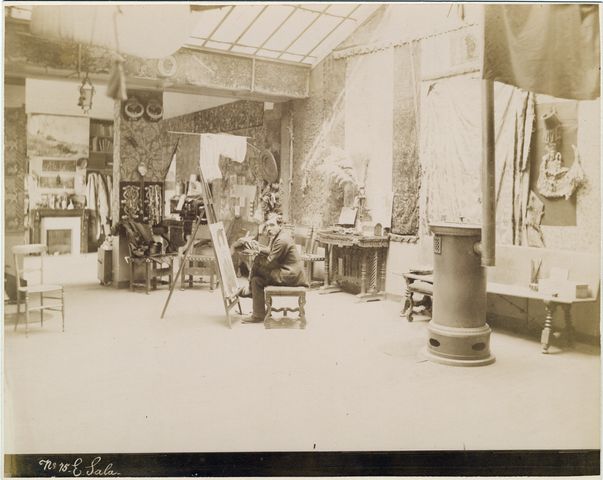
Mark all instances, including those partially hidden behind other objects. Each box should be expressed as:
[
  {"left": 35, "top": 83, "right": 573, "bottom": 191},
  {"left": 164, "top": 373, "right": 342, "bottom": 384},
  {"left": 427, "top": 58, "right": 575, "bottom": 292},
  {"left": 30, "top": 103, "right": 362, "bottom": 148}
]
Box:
[{"left": 344, "top": 49, "right": 394, "bottom": 227}]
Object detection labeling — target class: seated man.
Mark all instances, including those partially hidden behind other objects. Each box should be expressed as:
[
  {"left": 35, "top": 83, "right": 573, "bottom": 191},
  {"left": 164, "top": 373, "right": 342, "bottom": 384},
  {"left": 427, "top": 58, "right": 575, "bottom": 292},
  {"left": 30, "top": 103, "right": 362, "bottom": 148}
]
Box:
[{"left": 236, "top": 215, "right": 308, "bottom": 323}]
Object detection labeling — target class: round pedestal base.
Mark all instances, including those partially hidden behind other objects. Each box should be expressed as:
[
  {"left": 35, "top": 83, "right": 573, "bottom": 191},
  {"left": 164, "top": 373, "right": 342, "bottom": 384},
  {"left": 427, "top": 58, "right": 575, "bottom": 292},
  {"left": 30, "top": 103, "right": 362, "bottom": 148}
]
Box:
[{"left": 425, "top": 322, "right": 495, "bottom": 367}]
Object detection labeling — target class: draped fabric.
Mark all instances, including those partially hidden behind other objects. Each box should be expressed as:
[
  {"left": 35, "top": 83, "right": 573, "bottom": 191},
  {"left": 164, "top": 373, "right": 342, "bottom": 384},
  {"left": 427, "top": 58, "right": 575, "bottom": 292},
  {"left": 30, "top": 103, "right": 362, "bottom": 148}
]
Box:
[
  {"left": 419, "top": 76, "right": 535, "bottom": 245},
  {"left": 199, "top": 134, "right": 247, "bottom": 182},
  {"left": 483, "top": 4, "right": 600, "bottom": 100},
  {"left": 86, "top": 173, "right": 112, "bottom": 239}
]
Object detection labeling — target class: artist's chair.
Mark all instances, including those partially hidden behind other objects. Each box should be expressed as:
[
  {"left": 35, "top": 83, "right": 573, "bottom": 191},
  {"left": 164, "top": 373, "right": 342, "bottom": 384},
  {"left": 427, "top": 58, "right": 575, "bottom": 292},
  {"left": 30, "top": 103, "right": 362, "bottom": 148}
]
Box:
[
  {"left": 264, "top": 286, "right": 307, "bottom": 329},
  {"left": 293, "top": 225, "right": 324, "bottom": 288},
  {"left": 12, "top": 244, "right": 65, "bottom": 335}
]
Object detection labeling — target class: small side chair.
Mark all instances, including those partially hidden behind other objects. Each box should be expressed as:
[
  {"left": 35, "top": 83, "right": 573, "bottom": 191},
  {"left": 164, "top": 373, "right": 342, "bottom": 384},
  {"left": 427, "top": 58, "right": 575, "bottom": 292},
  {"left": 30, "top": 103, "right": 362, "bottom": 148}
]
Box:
[{"left": 12, "top": 244, "right": 65, "bottom": 335}]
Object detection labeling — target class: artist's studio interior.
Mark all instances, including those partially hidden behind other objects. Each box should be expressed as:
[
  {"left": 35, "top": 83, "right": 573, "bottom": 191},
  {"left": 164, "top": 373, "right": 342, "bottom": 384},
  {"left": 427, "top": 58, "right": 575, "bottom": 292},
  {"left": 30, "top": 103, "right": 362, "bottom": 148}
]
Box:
[{"left": 2, "top": 3, "right": 601, "bottom": 456}]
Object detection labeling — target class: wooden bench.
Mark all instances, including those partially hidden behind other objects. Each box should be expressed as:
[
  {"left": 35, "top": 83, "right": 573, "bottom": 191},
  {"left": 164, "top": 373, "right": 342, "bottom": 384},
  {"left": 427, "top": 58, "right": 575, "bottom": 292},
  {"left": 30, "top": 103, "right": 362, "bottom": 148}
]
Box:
[
  {"left": 487, "top": 246, "right": 600, "bottom": 353},
  {"left": 264, "top": 286, "right": 307, "bottom": 329},
  {"left": 401, "top": 246, "right": 599, "bottom": 353},
  {"left": 401, "top": 271, "right": 433, "bottom": 321}
]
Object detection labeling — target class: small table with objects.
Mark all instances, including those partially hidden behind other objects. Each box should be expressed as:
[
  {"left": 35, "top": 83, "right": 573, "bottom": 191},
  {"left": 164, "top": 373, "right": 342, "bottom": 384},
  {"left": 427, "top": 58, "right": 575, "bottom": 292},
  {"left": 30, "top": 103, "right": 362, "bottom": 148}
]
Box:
[{"left": 316, "top": 229, "right": 389, "bottom": 302}]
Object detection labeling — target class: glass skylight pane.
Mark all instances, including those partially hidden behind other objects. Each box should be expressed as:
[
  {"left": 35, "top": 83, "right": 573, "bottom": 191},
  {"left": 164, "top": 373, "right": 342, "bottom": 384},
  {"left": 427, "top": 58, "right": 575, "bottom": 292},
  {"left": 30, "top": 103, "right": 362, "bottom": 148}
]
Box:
[
  {"left": 288, "top": 14, "right": 341, "bottom": 55},
  {"left": 311, "top": 19, "right": 357, "bottom": 61},
  {"left": 190, "top": 7, "right": 231, "bottom": 39},
  {"left": 301, "top": 4, "right": 329, "bottom": 13},
  {"left": 238, "top": 5, "right": 295, "bottom": 48},
  {"left": 264, "top": 9, "right": 318, "bottom": 51},
  {"left": 257, "top": 49, "right": 280, "bottom": 59},
  {"left": 326, "top": 4, "right": 357, "bottom": 17},
  {"left": 280, "top": 53, "right": 304, "bottom": 62},
  {"left": 212, "top": 5, "right": 265, "bottom": 43},
  {"left": 231, "top": 45, "right": 257, "bottom": 55},
  {"left": 205, "top": 41, "right": 231, "bottom": 51},
  {"left": 350, "top": 4, "right": 380, "bottom": 21}
]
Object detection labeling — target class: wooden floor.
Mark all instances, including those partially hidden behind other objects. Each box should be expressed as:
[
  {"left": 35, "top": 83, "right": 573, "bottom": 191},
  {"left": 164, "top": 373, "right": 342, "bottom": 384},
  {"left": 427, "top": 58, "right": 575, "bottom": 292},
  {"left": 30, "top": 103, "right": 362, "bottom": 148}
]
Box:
[{"left": 3, "top": 256, "right": 601, "bottom": 454}]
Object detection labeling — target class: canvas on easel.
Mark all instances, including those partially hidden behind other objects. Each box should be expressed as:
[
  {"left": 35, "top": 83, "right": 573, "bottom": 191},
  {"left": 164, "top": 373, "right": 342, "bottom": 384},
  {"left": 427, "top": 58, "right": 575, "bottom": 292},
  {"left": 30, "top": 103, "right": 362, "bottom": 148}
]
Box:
[
  {"left": 208, "top": 222, "right": 239, "bottom": 300},
  {"left": 161, "top": 132, "right": 246, "bottom": 327}
]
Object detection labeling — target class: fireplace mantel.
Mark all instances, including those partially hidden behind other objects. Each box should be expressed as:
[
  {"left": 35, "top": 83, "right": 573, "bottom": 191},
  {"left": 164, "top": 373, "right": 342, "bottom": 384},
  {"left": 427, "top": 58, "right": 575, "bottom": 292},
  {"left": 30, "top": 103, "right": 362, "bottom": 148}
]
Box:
[{"left": 30, "top": 209, "right": 90, "bottom": 254}]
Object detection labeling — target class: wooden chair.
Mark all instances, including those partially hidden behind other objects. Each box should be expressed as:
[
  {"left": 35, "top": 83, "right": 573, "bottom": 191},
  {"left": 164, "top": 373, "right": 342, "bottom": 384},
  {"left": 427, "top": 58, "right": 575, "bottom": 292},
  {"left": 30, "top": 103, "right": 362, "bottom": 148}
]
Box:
[
  {"left": 122, "top": 220, "right": 175, "bottom": 294},
  {"left": 12, "top": 244, "right": 65, "bottom": 335},
  {"left": 179, "top": 223, "right": 218, "bottom": 290},
  {"left": 179, "top": 245, "right": 217, "bottom": 290},
  {"left": 293, "top": 225, "right": 325, "bottom": 288}
]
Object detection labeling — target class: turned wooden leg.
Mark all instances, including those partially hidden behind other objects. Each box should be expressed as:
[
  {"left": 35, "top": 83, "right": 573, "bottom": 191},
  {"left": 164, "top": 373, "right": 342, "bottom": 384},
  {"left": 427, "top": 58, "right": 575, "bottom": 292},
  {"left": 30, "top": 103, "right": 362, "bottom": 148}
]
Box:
[
  {"left": 130, "top": 262, "right": 134, "bottom": 291},
  {"left": 323, "top": 245, "right": 330, "bottom": 288},
  {"left": 402, "top": 278, "right": 414, "bottom": 321},
  {"left": 562, "top": 304, "right": 575, "bottom": 347},
  {"left": 25, "top": 292, "right": 30, "bottom": 336},
  {"left": 299, "top": 293, "right": 307, "bottom": 328},
  {"left": 379, "top": 249, "right": 386, "bottom": 293},
  {"left": 145, "top": 261, "right": 151, "bottom": 295},
  {"left": 15, "top": 290, "right": 20, "bottom": 331},
  {"left": 360, "top": 251, "right": 367, "bottom": 295},
  {"left": 264, "top": 293, "right": 273, "bottom": 324},
  {"left": 541, "top": 301, "right": 557, "bottom": 353},
  {"left": 370, "top": 250, "right": 378, "bottom": 293},
  {"left": 209, "top": 263, "right": 216, "bottom": 290}
]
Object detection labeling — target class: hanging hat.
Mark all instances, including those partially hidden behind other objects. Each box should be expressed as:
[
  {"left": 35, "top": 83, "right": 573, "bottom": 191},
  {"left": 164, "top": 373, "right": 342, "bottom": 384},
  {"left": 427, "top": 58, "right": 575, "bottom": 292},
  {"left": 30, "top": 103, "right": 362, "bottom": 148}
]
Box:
[{"left": 259, "top": 149, "right": 278, "bottom": 183}]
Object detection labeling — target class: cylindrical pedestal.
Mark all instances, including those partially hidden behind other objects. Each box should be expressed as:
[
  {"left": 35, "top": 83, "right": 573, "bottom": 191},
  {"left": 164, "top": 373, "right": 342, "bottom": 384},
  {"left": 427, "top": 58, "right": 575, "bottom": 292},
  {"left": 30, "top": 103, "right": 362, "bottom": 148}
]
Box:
[{"left": 425, "top": 223, "right": 495, "bottom": 366}]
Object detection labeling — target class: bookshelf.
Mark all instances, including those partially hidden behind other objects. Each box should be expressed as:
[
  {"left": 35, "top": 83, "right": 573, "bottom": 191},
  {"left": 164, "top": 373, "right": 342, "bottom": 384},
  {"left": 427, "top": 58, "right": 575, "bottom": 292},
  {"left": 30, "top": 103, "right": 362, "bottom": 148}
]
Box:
[{"left": 89, "top": 119, "right": 114, "bottom": 173}]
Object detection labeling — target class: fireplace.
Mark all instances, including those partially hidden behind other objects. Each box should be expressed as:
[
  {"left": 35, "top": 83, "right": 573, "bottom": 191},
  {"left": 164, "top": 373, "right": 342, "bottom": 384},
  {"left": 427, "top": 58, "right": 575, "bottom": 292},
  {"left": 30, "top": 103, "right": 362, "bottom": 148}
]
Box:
[
  {"left": 41, "top": 216, "right": 81, "bottom": 255},
  {"left": 30, "top": 209, "right": 89, "bottom": 254}
]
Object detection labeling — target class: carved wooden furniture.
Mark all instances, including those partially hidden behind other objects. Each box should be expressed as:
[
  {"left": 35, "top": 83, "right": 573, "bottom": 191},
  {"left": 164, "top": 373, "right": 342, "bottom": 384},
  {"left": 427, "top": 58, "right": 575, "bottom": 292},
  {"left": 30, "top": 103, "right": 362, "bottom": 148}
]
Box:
[
  {"left": 316, "top": 230, "right": 389, "bottom": 302},
  {"left": 402, "top": 271, "right": 433, "bottom": 321},
  {"left": 293, "top": 225, "right": 325, "bottom": 288},
  {"left": 127, "top": 254, "right": 175, "bottom": 294},
  {"left": 12, "top": 244, "right": 65, "bottom": 335},
  {"left": 180, "top": 252, "right": 217, "bottom": 290},
  {"left": 121, "top": 220, "right": 175, "bottom": 294},
  {"left": 487, "top": 245, "right": 600, "bottom": 353},
  {"left": 30, "top": 208, "right": 90, "bottom": 254},
  {"left": 264, "top": 286, "right": 307, "bottom": 329}
]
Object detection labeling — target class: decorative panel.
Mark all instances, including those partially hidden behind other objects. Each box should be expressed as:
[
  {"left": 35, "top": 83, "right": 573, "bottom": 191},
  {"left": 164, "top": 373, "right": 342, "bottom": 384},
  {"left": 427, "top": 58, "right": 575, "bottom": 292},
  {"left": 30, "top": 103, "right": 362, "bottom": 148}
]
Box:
[{"left": 4, "top": 107, "right": 27, "bottom": 232}]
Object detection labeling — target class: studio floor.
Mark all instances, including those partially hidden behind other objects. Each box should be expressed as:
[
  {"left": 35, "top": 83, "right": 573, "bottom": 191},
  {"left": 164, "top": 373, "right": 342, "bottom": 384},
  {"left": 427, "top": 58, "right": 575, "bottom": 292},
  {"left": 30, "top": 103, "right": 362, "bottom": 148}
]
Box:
[{"left": 3, "top": 255, "right": 601, "bottom": 454}]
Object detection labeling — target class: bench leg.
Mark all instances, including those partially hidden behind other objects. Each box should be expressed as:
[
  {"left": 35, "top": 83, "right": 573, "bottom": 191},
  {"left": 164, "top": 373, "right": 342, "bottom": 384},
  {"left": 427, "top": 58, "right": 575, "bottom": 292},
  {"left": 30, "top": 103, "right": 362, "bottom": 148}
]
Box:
[
  {"left": 264, "top": 294, "right": 273, "bottom": 325},
  {"left": 541, "top": 301, "right": 557, "bottom": 354},
  {"left": 299, "top": 294, "right": 306, "bottom": 328},
  {"left": 562, "top": 304, "right": 575, "bottom": 347}
]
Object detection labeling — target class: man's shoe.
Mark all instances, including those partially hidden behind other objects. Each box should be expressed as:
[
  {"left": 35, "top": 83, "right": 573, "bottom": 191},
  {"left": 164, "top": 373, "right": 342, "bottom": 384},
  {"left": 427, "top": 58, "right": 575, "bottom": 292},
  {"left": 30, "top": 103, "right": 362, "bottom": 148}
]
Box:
[{"left": 241, "top": 315, "right": 263, "bottom": 324}]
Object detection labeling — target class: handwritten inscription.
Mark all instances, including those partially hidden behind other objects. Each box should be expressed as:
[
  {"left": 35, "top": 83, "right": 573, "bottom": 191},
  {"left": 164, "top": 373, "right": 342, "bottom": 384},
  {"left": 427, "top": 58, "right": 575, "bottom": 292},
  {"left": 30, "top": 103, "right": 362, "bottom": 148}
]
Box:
[{"left": 39, "top": 457, "right": 120, "bottom": 476}]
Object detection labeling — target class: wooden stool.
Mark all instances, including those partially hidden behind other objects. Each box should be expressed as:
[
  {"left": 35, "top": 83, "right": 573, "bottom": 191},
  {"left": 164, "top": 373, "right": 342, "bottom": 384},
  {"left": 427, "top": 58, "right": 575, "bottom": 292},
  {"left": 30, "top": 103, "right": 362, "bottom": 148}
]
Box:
[
  {"left": 264, "top": 286, "right": 307, "bottom": 329},
  {"left": 180, "top": 254, "right": 217, "bottom": 290}
]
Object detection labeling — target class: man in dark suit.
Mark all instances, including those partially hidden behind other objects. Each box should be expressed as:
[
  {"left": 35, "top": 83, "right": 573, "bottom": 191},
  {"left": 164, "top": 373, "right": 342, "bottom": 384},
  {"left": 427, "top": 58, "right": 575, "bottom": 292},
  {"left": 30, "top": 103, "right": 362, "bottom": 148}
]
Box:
[{"left": 237, "top": 215, "right": 308, "bottom": 323}]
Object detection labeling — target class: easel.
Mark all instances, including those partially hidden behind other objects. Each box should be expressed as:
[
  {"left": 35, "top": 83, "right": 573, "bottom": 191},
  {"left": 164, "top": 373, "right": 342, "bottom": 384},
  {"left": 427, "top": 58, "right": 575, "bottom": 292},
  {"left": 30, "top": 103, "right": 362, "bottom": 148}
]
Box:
[{"left": 161, "top": 134, "right": 243, "bottom": 327}]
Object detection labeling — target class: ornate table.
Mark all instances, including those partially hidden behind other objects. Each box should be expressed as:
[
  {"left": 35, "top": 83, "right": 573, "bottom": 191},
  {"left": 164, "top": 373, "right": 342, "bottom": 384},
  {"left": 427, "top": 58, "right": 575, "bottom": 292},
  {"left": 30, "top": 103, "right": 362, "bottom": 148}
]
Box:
[{"left": 316, "top": 230, "right": 389, "bottom": 302}]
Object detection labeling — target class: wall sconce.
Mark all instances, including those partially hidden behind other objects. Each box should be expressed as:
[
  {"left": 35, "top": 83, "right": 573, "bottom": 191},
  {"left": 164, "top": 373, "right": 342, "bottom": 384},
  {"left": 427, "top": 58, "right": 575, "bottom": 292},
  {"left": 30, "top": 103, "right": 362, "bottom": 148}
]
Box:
[{"left": 78, "top": 73, "right": 95, "bottom": 114}]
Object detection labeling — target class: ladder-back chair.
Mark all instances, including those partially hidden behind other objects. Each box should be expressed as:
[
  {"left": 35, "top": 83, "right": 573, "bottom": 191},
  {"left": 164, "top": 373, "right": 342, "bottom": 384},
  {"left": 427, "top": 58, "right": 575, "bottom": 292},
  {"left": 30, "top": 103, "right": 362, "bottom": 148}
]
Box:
[{"left": 12, "top": 244, "right": 65, "bottom": 335}]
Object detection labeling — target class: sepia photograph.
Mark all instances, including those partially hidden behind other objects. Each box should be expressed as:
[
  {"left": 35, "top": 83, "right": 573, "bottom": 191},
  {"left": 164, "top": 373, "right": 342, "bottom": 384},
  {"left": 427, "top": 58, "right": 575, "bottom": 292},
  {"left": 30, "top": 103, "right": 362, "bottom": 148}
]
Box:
[{"left": 1, "top": 2, "right": 601, "bottom": 477}]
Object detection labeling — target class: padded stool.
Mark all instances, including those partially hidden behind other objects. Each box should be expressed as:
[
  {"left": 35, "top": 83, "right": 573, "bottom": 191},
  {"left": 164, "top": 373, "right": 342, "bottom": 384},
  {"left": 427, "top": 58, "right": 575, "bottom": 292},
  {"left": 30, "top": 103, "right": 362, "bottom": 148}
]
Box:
[{"left": 264, "top": 286, "right": 307, "bottom": 329}]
